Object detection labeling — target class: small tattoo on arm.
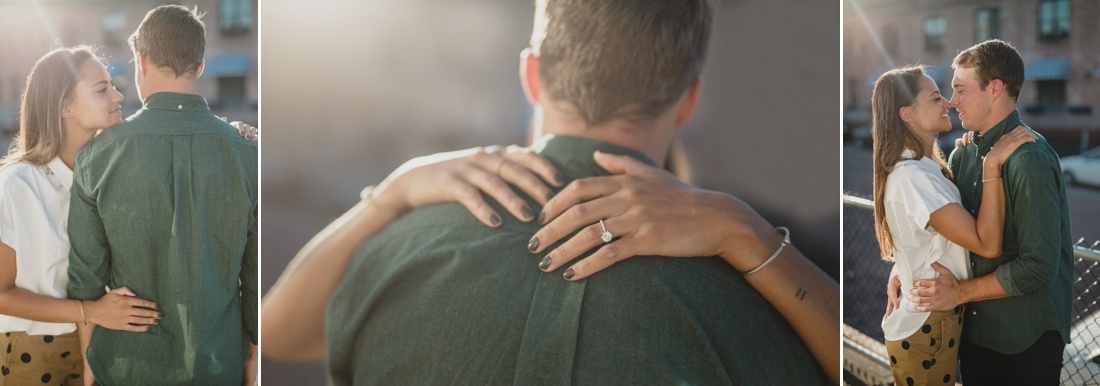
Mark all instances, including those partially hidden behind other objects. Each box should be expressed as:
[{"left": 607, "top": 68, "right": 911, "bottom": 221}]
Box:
[{"left": 795, "top": 288, "right": 807, "bottom": 300}]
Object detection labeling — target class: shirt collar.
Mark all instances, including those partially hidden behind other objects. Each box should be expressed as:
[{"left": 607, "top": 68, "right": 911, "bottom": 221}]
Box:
[
  {"left": 972, "top": 109, "right": 1022, "bottom": 154},
  {"left": 531, "top": 134, "right": 657, "bottom": 181},
  {"left": 141, "top": 92, "right": 211, "bottom": 114},
  {"left": 45, "top": 156, "right": 73, "bottom": 190},
  {"left": 900, "top": 148, "right": 941, "bottom": 171}
]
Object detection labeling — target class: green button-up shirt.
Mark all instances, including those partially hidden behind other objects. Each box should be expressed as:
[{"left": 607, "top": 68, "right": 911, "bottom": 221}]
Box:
[
  {"left": 947, "top": 110, "right": 1072, "bottom": 354},
  {"left": 67, "top": 92, "right": 258, "bottom": 385},
  {"left": 325, "top": 135, "right": 825, "bottom": 385}
]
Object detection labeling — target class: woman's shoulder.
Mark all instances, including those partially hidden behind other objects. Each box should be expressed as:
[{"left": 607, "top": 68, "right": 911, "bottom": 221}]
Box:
[
  {"left": 884, "top": 159, "right": 954, "bottom": 195},
  {"left": 886, "top": 159, "right": 924, "bottom": 180},
  {"left": 0, "top": 162, "right": 39, "bottom": 195}
]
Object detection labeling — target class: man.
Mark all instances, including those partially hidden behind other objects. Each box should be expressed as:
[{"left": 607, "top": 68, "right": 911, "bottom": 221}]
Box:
[
  {"left": 316, "top": 0, "right": 830, "bottom": 384},
  {"left": 66, "top": 5, "right": 257, "bottom": 385},
  {"left": 910, "top": 39, "right": 1073, "bottom": 385}
]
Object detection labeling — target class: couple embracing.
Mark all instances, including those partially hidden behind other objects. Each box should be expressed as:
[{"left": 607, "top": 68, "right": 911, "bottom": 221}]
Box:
[
  {"left": 0, "top": 5, "right": 256, "bottom": 386},
  {"left": 873, "top": 39, "right": 1072, "bottom": 385}
]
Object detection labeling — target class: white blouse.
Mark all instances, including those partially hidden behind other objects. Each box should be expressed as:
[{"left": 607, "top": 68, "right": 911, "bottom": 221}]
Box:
[
  {"left": 880, "top": 151, "right": 972, "bottom": 341},
  {"left": 0, "top": 157, "right": 77, "bottom": 336}
]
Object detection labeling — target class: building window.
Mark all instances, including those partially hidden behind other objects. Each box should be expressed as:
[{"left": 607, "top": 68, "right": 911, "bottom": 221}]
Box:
[
  {"left": 1036, "top": 80, "right": 1065, "bottom": 111},
  {"left": 102, "top": 12, "right": 127, "bottom": 46},
  {"left": 882, "top": 25, "right": 898, "bottom": 57},
  {"left": 975, "top": 8, "right": 999, "bottom": 42},
  {"left": 217, "top": 77, "right": 247, "bottom": 108},
  {"left": 1038, "top": 0, "right": 1069, "bottom": 40},
  {"left": 220, "top": 0, "right": 252, "bottom": 35},
  {"left": 923, "top": 17, "right": 945, "bottom": 51}
]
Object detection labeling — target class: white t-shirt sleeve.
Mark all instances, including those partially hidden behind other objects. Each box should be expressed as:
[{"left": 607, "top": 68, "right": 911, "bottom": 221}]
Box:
[
  {"left": 0, "top": 171, "right": 27, "bottom": 249},
  {"left": 888, "top": 163, "right": 957, "bottom": 238}
]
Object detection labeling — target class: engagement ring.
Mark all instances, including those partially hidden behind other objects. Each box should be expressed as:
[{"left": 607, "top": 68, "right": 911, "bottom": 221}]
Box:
[{"left": 599, "top": 219, "right": 612, "bottom": 243}]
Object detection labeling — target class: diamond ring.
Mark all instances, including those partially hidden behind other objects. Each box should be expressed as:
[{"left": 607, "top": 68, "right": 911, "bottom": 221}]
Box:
[{"left": 599, "top": 219, "right": 612, "bottom": 243}]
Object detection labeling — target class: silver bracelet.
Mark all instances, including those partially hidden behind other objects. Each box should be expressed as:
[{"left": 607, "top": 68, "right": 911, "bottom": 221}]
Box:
[{"left": 743, "top": 226, "right": 790, "bottom": 276}]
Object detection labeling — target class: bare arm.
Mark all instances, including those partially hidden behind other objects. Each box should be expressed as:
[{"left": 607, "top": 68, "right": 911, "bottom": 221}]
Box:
[
  {"left": 261, "top": 146, "right": 562, "bottom": 361},
  {"left": 717, "top": 195, "right": 841, "bottom": 385},
  {"left": 260, "top": 200, "right": 402, "bottom": 361},
  {"left": 76, "top": 321, "right": 96, "bottom": 386},
  {"left": 911, "top": 262, "right": 1010, "bottom": 312},
  {"left": 0, "top": 240, "right": 86, "bottom": 323},
  {"left": 531, "top": 152, "right": 840, "bottom": 384},
  {"left": 0, "top": 241, "right": 157, "bottom": 329},
  {"left": 928, "top": 127, "right": 1035, "bottom": 258}
]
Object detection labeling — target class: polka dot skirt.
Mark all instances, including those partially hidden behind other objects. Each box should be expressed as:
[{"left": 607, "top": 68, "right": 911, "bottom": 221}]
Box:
[
  {"left": 0, "top": 331, "right": 82, "bottom": 386},
  {"left": 885, "top": 306, "right": 964, "bottom": 386}
]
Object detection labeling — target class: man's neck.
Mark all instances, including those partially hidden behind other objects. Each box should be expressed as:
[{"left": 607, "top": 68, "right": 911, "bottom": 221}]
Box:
[
  {"left": 139, "top": 72, "right": 199, "bottom": 101},
  {"left": 533, "top": 102, "right": 674, "bottom": 167},
  {"left": 976, "top": 102, "right": 1017, "bottom": 135}
]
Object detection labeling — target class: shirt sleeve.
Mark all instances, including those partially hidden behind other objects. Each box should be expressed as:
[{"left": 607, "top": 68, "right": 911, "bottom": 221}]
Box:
[
  {"left": 66, "top": 160, "right": 110, "bottom": 301},
  {"left": 888, "top": 164, "right": 957, "bottom": 237},
  {"left": 240, "top": 201, "right": 258, "bottom": 344},
  {"left": 0, "top": 174, "right": 21, "bottom": 249},
  {"left": 994, "top": 150, "right": 1065, "bottom": 296}
]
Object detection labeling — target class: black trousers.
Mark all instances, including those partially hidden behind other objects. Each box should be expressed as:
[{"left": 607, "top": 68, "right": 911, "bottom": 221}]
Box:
[{"left": 959, "top": 330, "right": 1065, "bottom": 386}]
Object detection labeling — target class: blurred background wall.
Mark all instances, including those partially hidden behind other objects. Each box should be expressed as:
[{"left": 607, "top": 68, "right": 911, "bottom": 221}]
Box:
[
  {"left": 0, "top": 0, "right": 258, "bottom": 136},
  {"left": 261, "top": 0, "right": 840, "bottom": 383}
]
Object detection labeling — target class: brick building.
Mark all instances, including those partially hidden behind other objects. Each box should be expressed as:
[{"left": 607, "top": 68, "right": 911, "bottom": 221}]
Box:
[
  {"left": 0, "top": 0, "right": 257, "bottom": 132},
  {"left": 844, "top": 0, "right": 1100, "bottom": 153}
]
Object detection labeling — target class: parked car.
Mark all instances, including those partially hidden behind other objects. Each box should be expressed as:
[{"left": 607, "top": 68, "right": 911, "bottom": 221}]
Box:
[
  {"left": 1061, "top": 147, "right": 1100, "bottom": 187},
  {"left": 1062, "top": 310, "right": 1100, "bottom": 385}
]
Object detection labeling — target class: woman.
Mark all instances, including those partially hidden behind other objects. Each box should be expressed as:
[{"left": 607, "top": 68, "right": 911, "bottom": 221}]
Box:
[
  {"left": 263, "top": 142, "right": 841, "bottom": 383},
  {"left": 0, "top": 46, "right": 254, "bottom": 385},
  {"left": 870, "top": 65, "right": 1033, "bottom": 385}
]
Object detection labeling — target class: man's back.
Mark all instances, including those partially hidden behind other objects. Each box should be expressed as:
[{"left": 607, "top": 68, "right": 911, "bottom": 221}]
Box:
[
  {"left": 325, "top": 135, "right": 824, "bottom": 385},
  {"left": 67, "top": 92, "right": 258, "bottom": 385}
]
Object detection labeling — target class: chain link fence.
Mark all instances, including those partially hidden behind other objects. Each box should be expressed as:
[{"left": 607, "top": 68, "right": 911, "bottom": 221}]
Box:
[{"left": 843, "top": 194, "right": 1100, "bottom": 385}]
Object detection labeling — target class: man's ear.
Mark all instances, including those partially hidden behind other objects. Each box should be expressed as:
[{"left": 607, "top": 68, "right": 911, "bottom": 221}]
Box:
[
  {"left": 519, "top": 48, "right": 540, "bottom": 104},
  {"left": 136, "top": 52, "right": 148, "bottom": 77},
  {"left": 194, "top": 59, "right": 204, "bottom": 79},
  {"left": 987, "top": 78, "right": 1004, "bottom": 99},
  {"left": 674, "top": 80, "right": 702, "bottom": 128}
]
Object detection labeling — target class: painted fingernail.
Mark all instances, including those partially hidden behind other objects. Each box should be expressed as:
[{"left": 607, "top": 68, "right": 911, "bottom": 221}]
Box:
[
  {"left": 537, "top": 211, "right": 547, "bottom": 224},
  {"left": 554, "top": 172, "right": 565, "bottom": 185},
  {"left": 539, "top": 256, "right": 552, "bottom": 271},
  {"left": 563, "top": 267, "right": 575, "bottom": 280},
  {"left": 490, "top": 214, "right": 502, "bottom": 226},
  {"left": 521, "top": 205, "right": 534, "bottom": 220},
  {"left": 528, "top": 236, "right": 540, "bottom": 252}
]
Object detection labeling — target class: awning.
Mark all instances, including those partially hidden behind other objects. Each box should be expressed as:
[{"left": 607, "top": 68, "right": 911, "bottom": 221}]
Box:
[
  {"left": 1025, "top": 57, "right": 1069, "bottom": 81},
  {"left": 202, "top": 53, "right": 252, "bottom": 77}
]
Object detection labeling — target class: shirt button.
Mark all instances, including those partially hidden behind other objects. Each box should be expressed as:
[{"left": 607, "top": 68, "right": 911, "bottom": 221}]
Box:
[
  {"left": 973, "top": 182, "right": 977, "bottom": 186},
  {"left": 972, "top": 311, "right": 978, "bottom": 315},
  {"left": 178, "top": 105, "right": 183, "bottom": 109}
]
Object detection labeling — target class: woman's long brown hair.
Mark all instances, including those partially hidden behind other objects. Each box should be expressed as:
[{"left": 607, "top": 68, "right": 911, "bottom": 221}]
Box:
[
  {"left": 1, "top": 46, "right": 100, "bottom": 170},
  {"left": 871, "top": 65, "right": 951, "bottom": 260}
]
